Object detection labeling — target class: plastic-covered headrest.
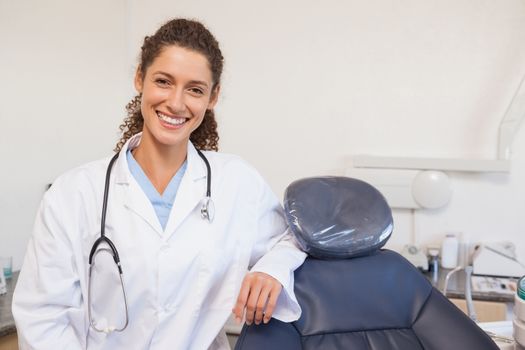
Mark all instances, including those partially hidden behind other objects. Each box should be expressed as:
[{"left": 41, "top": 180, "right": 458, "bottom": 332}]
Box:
[{"left": 284, "top": 177, "right": 393, "bottom": 259}]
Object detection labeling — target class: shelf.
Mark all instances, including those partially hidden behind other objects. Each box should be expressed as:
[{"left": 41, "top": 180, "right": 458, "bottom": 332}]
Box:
[{"left": 352, "top": 155, "right": 510, "bottom": 173}]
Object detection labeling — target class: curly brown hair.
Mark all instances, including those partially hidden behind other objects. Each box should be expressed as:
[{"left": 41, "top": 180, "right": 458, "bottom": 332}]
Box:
[{"left": 115, "top": 18, "right": 224, "bottom": 152}]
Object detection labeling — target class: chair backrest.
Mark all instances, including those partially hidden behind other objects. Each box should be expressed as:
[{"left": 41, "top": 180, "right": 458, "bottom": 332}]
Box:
[{"left": 234, "top": 177, "right": 498, "bottom": 350}]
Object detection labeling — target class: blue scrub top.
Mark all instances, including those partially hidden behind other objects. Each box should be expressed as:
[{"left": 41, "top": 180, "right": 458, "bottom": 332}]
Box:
[{"left": 127, "top": 149, "right": 187, "bottom": 230}]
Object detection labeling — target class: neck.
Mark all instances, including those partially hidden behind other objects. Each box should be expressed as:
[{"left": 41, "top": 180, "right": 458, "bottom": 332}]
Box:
[{"left": 132, "top": 135, "right": 187, "bottom": 195}]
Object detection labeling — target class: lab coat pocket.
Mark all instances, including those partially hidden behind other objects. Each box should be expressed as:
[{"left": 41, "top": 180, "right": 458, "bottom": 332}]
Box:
[{"left": 199, "top": 239, "right": 243, "bottom": 311}]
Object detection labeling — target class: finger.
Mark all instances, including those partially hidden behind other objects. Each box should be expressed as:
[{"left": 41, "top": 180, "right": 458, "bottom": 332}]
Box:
[
  {"left": 254, "top": 283, "right": 273, "bottom": 325},
  {"left": 263, "top": 283, "right": 282, "bottom": 324},
  {"left": 245, "top": 277, "right": 264, "bottom": 325},
  {"left": 232, "top": 275, "right": 252, "bottom": 323}
]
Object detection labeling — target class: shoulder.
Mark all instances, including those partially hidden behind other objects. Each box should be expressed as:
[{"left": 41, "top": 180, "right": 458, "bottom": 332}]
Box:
[
  {"left": 51, "top": 157, "right": 110, "bottom": 189},
  {"left": 202, "top": 151, "right": 265, "bottom": 186},
  {"left": 44, "top": 156, "right": 111, "bottom": 204},
  {"left": 203, "top": 152, "right": 282, "bottom": 217}
]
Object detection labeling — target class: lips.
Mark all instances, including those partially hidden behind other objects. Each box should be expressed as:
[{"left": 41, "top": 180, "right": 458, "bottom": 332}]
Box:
[{"left": 156, "top": 111, "right": 188, "bottom": 126}]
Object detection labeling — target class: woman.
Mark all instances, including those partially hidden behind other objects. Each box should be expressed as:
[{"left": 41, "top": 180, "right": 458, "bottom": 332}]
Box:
[{"left": 13, "top": 18, "right": 306, "bottom": 349}]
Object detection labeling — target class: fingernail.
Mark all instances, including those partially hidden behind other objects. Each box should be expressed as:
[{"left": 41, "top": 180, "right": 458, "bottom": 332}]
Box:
[
  {"left": 235, "top": 317, "right": 241, "bottom": 324},
  {"left": 263, "top": 317, "right": 269, "bottom": 324}
]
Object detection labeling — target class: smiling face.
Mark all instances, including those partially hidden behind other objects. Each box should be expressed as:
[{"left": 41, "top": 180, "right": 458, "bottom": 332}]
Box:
[{"left": 134, "top": 45, "right": 219, "bottom": 151}]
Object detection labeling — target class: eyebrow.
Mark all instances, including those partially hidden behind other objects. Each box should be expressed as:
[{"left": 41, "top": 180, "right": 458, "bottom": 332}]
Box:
[{"left": 153, "top": 71, "right": 210, "bottom": 88}]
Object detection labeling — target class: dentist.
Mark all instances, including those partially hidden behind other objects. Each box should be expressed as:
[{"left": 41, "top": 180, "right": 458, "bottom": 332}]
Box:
[{"left": 13, "top": 18, "right": 306, "bottom": 349}]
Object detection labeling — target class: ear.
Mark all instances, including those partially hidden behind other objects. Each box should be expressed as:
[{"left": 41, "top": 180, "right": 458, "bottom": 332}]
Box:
[
  {"left": 134, "top": 67, "right": 144, "bottom": 93},
  {"left": 207, "top": 84, "right": 221, "bottom": 110}
]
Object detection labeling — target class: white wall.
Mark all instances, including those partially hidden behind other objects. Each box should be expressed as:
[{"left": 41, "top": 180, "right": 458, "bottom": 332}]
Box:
[
  {"left": 1, "top": 0, "right": 525, "bottom": 269},
  {"left": 0, "top": 0, "right": 129, "bottom": 267}
]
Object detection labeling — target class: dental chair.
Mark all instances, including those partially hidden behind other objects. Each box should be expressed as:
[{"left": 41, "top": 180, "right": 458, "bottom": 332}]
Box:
[{"left": 234, "top": 177, "right": 497, "bottom": 350}]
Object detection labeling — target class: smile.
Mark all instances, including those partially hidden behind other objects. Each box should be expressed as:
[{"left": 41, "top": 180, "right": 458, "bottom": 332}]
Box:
[{"left": 156, "top": 111, "right": 188, "bottom": 126}]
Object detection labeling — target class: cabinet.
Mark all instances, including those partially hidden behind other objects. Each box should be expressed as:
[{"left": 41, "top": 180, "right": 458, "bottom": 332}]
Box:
[
  {"left": 0, "top": 333, "right": 17, "bottom": 350},
  {"left": 449, "top": 298, "right": 508, "bottom": 322}
]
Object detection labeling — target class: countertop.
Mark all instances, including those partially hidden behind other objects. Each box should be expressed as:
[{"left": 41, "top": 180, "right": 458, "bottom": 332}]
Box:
[
  {"left": 0, "top": 272, "right": 18, "bottom": 337},
  {"left": 425, "top": 268, "right": 515, "bottom": 303}
]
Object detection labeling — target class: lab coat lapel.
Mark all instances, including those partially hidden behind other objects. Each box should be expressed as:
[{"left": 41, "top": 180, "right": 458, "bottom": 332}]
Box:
[
  {"left": 113, "top": 134, "right": 164, "bottom": 235},
  {"left": 163, "top": 142, "right": 207, "bottom": 240},
  {"left": 122, "top": 180, "right": 164, "bottom": 235}
]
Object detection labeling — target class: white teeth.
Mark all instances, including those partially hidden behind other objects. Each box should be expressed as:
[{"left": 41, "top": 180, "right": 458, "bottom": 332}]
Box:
[{"left": 157, "top": 112, "right": 186, "bottom": 125}]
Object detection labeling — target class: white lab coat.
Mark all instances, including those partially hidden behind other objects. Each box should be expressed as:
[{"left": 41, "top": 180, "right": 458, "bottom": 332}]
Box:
[{"left": 13, "top": 134, "right": 306, "bottom": 350}]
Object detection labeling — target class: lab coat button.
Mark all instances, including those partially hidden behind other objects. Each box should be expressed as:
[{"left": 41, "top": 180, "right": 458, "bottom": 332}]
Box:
[{"left": 160, "top": 243, "right": 170, "bottom": 251}]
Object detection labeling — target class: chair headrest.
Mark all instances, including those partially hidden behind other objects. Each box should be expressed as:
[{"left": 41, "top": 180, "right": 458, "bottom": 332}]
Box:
[{"left": 284, "top": 176, "right": 393, "bottom": 259}]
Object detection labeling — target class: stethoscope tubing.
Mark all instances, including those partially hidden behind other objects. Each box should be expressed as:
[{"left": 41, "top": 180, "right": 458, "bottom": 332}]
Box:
[
  {"left": 88, "top": 153, "right": 120, "bottom": 268},
  {"left": 196, "top": 148, "right": 211, "bottom": 198}
]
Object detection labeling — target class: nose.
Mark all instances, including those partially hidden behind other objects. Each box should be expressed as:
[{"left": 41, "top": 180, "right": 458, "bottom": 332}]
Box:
[{"left": 166, "top": 87, "right": 186, "bottom": 113}]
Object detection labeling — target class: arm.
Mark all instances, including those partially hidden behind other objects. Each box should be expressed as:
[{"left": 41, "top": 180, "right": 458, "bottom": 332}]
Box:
[
  {"left": 233, "top": 178, "right": 306, "bottom": 325},
  {"left": 13, "top": 191, "right": 85, "bottom": 350}
]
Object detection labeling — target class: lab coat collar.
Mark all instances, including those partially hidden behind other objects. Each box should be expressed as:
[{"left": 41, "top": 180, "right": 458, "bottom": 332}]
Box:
[
  {"left": 113, "top": 133, "right": 207, "bottom": 184},
  {"left": 112, "top": 133, "right": 208, "bottom": 237}
]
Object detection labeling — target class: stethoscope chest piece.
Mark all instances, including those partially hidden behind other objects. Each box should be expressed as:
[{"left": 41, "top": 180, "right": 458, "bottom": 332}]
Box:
[{"left": 201, "top": 196, "right": 215, "bottom": 223}]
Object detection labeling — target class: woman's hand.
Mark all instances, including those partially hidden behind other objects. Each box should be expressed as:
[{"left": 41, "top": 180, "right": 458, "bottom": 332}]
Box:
[{"left": 232, "top": 272, "right": 282, "bottom": 325}]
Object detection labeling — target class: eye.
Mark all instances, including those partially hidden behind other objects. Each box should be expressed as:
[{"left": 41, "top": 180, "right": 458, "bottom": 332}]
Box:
[
  {"left": 189, "top": 87, "right": 205, "bottom": 95},
  {"left": 155, "top": 78, "right": 170, "bottom": 87}
]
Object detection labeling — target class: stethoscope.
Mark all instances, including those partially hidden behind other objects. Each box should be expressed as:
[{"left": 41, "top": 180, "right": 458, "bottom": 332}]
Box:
[{"left": 87, "top": 148, "right": 213, "bottom": 333}]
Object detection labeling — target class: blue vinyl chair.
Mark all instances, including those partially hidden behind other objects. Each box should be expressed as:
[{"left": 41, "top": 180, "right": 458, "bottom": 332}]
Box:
[{"left": 234, "top": 177, "right": 497, "bottom": 350}]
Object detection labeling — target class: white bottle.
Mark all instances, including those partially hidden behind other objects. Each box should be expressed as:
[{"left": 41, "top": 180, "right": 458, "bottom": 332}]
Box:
[
  {"left": 441, "top": 233, "right": 459, "bottom": 269},
  {"left": 515, "top": 276, "right": 525, "bottom": 348},
  {"left": 457, "top": 232, "right": 471, "bottom": 267},
  {"left": 0, "top": 270, "right": 6, "bottom": 295}
]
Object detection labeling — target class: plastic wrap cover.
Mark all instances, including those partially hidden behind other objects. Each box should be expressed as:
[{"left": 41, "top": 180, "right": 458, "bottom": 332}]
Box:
[{"left": 284, "top": 177, "right": 393, "bottom": 259}]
